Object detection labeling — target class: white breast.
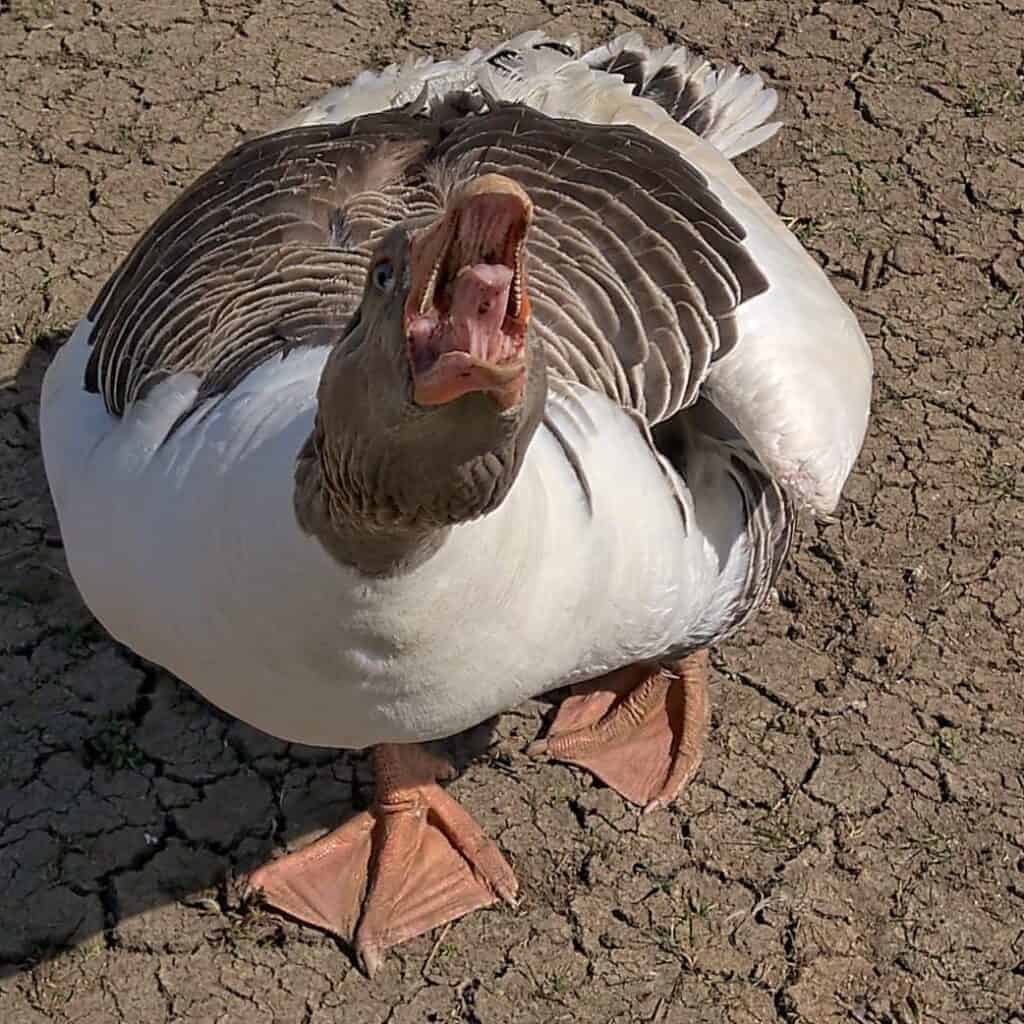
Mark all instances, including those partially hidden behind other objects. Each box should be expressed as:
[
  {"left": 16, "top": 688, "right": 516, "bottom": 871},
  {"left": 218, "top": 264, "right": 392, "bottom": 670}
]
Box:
[{"left": 42, "top": 326, "right": 751, "bottom": 749}]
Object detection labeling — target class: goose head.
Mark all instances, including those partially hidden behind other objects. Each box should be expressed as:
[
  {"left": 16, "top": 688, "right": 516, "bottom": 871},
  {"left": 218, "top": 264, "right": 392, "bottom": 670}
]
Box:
[{"left": 303, "top": 174, "right": 547, "bottom": 561}]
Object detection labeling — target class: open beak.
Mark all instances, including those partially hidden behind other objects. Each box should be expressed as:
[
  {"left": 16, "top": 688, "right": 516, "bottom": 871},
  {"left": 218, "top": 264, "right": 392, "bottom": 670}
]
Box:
[{"left": 404, "top": 174, "right": 532, "bottom": 411}]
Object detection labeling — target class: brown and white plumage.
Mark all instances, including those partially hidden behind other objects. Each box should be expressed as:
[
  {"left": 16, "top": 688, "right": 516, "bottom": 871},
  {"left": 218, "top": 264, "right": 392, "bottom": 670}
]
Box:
[
  {"left": 40, "top": 32, "right": 871, "bottom": 971},
  {"left": 42, "top": 19, "right": 874, "bottom": 750}
]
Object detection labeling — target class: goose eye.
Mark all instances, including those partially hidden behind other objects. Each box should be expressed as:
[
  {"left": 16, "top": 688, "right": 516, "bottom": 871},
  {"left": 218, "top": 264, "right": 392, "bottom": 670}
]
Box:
[{"left": 371, "top": 259, "right": 395, "bottom": 294}]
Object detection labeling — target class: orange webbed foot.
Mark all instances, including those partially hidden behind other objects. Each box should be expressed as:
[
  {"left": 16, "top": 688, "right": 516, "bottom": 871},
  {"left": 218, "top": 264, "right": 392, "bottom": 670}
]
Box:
[
  {"left": 529, "top": 650, "right": 710, "bottom": 813},
  {"left": 248, "top": 744, "right": 517, "bottom": 976}
]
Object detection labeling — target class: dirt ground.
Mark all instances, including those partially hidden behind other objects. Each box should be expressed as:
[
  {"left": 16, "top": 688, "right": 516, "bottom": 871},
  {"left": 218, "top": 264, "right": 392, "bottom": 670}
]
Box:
[{"left": 1, "top": 1, "right": 1022, "bottom": 1021}]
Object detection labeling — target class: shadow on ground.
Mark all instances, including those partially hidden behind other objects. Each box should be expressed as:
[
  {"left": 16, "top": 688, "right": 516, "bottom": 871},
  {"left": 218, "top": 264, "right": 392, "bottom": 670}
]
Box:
[{"left": 2, "top": 333, "right": 515, "bottom": 978}]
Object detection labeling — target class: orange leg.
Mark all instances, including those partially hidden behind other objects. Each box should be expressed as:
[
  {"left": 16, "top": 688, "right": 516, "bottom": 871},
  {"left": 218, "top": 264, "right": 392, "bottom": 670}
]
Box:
[
  {"left": 528, "top": 650, "right": 710, "bottom": 813},
  {"left": 247, "top": 744, "right": 518, "bottom": 976}
]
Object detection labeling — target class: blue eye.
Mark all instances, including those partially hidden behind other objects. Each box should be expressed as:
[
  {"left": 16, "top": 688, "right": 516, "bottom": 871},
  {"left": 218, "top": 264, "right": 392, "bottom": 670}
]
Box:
[{"left": 372, "top": 259, "right": 395, "bottom": 293}]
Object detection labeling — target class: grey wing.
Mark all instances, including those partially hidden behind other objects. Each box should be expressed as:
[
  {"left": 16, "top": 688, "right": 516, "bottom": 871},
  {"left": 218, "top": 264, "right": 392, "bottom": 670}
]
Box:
[
  {"left": 433, "top": 104, "right": 770, "bottom": 429},
  {"left": 722, "top": 448, "right": 794, "bottom": 635},
  {"left": 653, "top": 401, "right": 794, "bottom": 649},
  {"left": 84, "top": 113, "right": 436, "bottom": 417}
]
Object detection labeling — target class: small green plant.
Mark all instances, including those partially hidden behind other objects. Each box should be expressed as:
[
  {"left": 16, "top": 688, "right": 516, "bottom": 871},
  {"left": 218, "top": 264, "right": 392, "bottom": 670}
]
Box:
[
  {"left": 932, "top": 725, "right": 964, "bottom": 762},
  {"left": 85, "top": 717, "right": 146, "bottom": 771},
  {"left": 877, "top": 163, "right": 900, "bottom": 184},
  {"left": 0, "top": 588, "right": 33, "bottom": 608},
  {"left": 684, "top": 894, "right": 718, "bottom": 945},
  {"left": 985, "top": 465, "right": 1023, "bottom": 499},
  {"left": 962, "top": 82, "right": 1024, "bottom": 117},
  {"left": 61, "top": 620, "right": 104, "bottom": 647},
  {"left": 786, "top": 216, "right": 832, "bottom": 243}
]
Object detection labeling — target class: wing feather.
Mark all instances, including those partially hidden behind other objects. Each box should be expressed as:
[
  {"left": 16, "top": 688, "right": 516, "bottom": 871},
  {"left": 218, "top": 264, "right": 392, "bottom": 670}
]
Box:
[
  {"left": 85, "top": 115, "right": 435, "bottom": 415},
  {"left": 433, "top": 106, "right": 769, "bottom": 426},
  {"left": 87, "top": 103, "right": 768, "bottom": 437}
]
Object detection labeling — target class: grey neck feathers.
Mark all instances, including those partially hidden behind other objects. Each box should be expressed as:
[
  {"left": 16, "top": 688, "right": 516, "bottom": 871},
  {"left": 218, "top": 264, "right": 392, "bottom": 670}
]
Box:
[
  {"left": 293, "top": 407, "right": 534, "bottom": 577},
  {"left": 293, "top": 333, "right": 545, "bottom": 577}
]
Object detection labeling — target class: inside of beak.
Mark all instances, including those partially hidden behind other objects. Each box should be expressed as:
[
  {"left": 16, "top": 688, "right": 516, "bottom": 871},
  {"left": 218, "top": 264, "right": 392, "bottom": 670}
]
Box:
[{"left": 404, "top": 174, "right": 532, "bottom": 410}]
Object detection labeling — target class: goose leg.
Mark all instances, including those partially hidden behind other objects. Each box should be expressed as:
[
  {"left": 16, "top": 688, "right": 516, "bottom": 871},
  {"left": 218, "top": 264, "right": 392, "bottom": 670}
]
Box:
[
  {"left": 528, "top": 650, "right": 710, "bottom": 814},
  {"left": 247, "top": 743, "right": 518, "bottom": 977}
]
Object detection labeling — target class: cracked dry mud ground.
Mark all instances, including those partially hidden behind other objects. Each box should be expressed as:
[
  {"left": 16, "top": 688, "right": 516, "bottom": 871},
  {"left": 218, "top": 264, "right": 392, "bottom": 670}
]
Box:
[{"left": 1, "top": 0, "right": 1022, "bottom": 1021}]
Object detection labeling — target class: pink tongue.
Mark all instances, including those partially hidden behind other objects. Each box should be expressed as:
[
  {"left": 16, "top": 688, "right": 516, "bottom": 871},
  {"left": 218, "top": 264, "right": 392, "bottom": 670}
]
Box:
[{"left": 446, "top": 263, "right": 514, "bottom": 360}]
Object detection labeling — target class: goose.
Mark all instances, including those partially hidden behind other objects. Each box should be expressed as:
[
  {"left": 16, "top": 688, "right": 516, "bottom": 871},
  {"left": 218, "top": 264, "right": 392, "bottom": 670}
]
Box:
[{"left": 40, "top": 31, "right": 872, "bottom": 975}]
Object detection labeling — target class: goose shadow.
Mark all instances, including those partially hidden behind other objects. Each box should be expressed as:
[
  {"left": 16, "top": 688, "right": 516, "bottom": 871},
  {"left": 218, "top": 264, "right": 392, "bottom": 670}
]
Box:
[{"left": 1, "top": 331, "right": 547, "bottom": 978}]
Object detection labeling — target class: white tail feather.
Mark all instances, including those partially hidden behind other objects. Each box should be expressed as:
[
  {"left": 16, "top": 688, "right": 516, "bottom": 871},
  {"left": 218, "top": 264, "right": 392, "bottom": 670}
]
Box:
[
  {"left": 581, "top": 32, "right": 781, "bottom": 159},
  {"left": 273, "top": 32, "right": 781, "bottom": 162}
]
